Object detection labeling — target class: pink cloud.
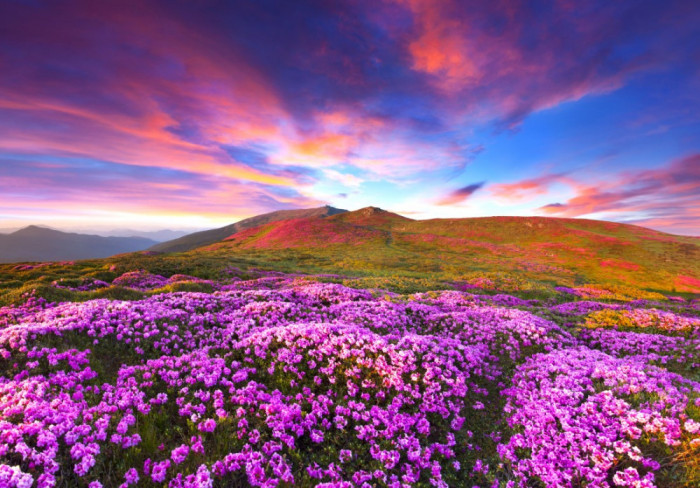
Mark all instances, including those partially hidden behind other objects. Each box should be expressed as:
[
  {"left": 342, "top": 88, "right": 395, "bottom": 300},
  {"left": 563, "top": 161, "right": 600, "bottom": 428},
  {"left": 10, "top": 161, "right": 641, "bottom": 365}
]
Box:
[
  {"left": 436, "top": 182, "right": 485, "bottom": 206},
  {"left": 490, "top": 173, "right": 569, "bottom": 202},
  {"left": 537, "top": 153, "right": 700, "bottom": 235},
  {"left": 392, "top": 0, "right": 664, "bottom": 127}
]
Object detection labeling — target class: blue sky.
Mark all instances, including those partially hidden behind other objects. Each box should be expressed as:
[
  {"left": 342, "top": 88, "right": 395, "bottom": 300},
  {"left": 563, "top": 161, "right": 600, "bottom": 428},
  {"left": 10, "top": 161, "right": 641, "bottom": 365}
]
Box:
[{"left": 0, "top": 0, "right": 698, "bottom": 234}]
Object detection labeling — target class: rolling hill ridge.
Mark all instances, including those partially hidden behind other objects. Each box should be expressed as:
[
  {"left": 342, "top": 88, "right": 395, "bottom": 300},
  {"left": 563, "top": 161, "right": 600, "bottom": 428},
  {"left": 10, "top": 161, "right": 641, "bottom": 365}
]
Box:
[
  {"left": 2, "top": 207, "right": 697, "bottom": 300},
  {"left": 149, "top": 205, "right": 347, "bottom": 253},
  {"left": 191, "top": 206, "right": 700, "bottom": 293}
]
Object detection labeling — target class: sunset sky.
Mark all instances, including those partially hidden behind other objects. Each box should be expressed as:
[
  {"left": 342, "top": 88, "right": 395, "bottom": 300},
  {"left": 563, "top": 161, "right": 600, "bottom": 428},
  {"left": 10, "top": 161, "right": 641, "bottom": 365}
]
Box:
[{"left": 1, "top": 0, "right": 699, "bottom": 235}]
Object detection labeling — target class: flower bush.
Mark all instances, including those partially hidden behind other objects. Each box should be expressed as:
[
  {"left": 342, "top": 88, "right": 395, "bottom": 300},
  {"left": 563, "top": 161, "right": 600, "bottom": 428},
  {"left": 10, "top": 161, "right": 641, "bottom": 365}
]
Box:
[
  {"left": 0, "top": 277, "right": 697, "bottom": 487},
  {"left": 584, "top": 308, "right": 700, "bottom": 334},
  {"left": 499, "top": 347, "right": 700, "bottom": 487},
  {"left": 51, "top": 277, "right": 111, "bottom": 292}
]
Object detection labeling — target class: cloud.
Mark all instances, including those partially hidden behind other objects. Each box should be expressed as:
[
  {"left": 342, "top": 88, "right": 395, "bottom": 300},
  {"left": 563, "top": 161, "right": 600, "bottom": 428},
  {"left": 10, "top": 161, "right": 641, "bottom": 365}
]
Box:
[
  {"left": 437, "top": 181, "right": 485, "bottom": 206},
  {"left": 392, "top": 0, "right": 696, "bottom": 128},
  {"left": 0, "top": 155, "right": 321, "bottom": 223},
  {"left": 490, "top": 173, "right": 568, "bottom": 202},
  {"left": 540, "top": 203, "right": 565, "bottom": 210},
  {"left": 322, "top": 169, "right": 364, "bottom": 188},
  {"left": 0, "top": 0, "right": 470, "bottom": 188},
  {"left": 0, "top": 0, "right": 698, "bottom": 228},
  {"left": 0, "top": 0, "right": 300, "bottom": 188},
  {"left": 537, "top": 153, "right": 700, "bottom": 234}
]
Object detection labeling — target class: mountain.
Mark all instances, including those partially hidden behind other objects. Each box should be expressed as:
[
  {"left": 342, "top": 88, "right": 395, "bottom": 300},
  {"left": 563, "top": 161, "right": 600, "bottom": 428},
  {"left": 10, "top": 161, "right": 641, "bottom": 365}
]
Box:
[
  {"left": 149, "top": 205, "right": 347, "bottom": 253},
  {"left": 98, "top": 229, "right": 194, "bottom": 242},
  {"left": 0, "top": 226, "right": 158, "bottom": 263},
  {"left": 1, "top": 227, "right": 191, "bottom": 242},
  {"left": 192, "top": 207, "right": 700, "bottom": 293}
]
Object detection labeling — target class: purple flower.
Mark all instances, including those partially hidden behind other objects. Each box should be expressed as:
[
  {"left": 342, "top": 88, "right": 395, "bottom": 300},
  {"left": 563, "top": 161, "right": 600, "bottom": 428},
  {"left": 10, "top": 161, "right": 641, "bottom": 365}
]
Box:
[
  {"left": 124, "top": 468, "right": 139, "bottom": 485},
  {"left": 171, "top": 444, "right": 190, "bottom": 465}
]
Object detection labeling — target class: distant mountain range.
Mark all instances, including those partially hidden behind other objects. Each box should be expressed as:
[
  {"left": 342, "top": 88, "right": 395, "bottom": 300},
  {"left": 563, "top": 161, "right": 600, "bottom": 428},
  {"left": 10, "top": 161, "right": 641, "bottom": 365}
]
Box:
[
  {"left": 80, "top": 228, "right": 193, "bottom": 242},
  {"left": 148, "top": 205, "right": 347, "bottom": 253},
  {"left": 0, "top": 226, "right": 158, "bottom": 263},
  {"left": 0, "top": 227, "right": 192, "bottom": 242}
]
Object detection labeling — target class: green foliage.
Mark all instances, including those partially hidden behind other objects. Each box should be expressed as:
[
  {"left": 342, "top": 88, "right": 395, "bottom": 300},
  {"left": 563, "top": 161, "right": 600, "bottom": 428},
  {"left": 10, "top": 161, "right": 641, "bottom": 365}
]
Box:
[
  {"left": 153, "top": 281, "right": 215, "bottom": 293},
  {"left": 84, "top": 269, "right": 119, "bottom": 282},
  {"left": 0, "top": 283, "right": 74, "bottom": 305},
  {"left": 342, "top": 276, "right": 451, "bottom": 294},
  {"left": 91, "top": 286, "right": 146, "bottom": 301}
]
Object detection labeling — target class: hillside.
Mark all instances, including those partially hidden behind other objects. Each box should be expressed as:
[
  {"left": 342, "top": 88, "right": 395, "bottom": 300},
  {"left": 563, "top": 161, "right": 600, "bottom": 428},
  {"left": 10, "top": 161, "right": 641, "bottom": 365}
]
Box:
[
  {"left": 149, "top": 205, "right": 347, "bottom": 253},
  {"left": 0, "top": 226, "right": 157, "bottom": 263},
  {"left": 1, "top": 207, "right": 698, "bottom": 303},
  {"left": 193, "top": 207, "right": 700, "bottom": 293},
  {"left": 3, "top": 268, "right": 698, "bottom": 486}
]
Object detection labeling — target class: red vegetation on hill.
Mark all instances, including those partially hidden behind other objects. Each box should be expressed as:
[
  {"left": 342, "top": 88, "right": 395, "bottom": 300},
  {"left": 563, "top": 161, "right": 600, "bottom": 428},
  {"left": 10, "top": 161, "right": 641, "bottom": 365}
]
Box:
[
  {"left": 600, "top": 260, "right": 641, "bottom": 271},
  {"left": 676, "top": 275, "right": 700, "bottom": 293},
  {"left": 198, "top": 207, "right": 699, "bottom": 293},
  {"left": 224, "top": 217, "right": 386, "bottom": 249}
]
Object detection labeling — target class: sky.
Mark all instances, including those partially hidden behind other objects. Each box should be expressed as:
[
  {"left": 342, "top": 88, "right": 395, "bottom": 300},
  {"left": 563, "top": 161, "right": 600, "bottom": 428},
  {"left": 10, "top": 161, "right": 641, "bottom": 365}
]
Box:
[{"left": 1, "top": 0, "right": 699, "bottom": 235}]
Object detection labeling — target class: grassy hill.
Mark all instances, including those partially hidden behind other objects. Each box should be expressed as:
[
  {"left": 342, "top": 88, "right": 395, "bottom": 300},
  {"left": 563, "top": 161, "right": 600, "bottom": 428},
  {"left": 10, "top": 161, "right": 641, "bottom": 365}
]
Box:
[
  {"left": 148, "top": 205, "right": 347, "bottom": 253},
  {"left": 0, "top": 207, "right": 697, "bottom": 305},
  {"left": 196, "top": 207, "right": 700, "bottom": 294}
]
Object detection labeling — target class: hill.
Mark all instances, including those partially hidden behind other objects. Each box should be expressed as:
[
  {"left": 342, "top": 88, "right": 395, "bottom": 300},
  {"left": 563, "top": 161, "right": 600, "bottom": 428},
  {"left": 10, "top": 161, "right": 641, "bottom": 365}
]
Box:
[
  {"left": 0, "top": 226, "right": 158, "bottom": 263},
  {"left": 148, "top": 205, "right": 347, "bottom": 253},
  {"left": 193, "top": 207, "right": 700, "bottom": 293},
  {"left": 1, "top": 207, "right": 697, "bottom": 302}
]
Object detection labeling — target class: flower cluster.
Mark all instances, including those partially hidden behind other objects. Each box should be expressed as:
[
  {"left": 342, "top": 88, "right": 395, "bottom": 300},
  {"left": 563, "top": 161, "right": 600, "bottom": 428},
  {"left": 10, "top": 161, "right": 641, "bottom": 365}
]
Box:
[
  {"left": 51, "top": 277, "right": 111, "bottom": 291},
  {"left": 111, "top": 270, "right": 170, "bottom": 290},
  {"left": 550, "top": 300, "right": 621, "bottom": 316},
  {"left": 584, "top": 308, "right": 700, "bottom": 333},
  {"left": 499, "top": 347, "right": 700, "bottom": 487},
  {"left": 0, "top": 276, "right": 697, "bottom": 487},
  {"left": 578, "top": 327, "right": 700, "bottom": 371}
]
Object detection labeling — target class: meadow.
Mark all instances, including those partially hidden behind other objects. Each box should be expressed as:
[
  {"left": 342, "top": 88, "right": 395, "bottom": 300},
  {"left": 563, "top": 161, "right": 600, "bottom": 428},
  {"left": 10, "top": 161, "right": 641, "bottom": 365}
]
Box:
[
  {"left": 0, "top": 263, "right": 698, "bottom": 487},
  {"left": 4, "top": 0, "right": 700, "bottom": 485}
]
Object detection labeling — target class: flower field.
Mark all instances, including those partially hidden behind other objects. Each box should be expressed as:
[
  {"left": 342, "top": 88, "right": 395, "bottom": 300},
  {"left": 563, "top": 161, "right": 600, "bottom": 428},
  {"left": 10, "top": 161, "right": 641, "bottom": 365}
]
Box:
[{"left": 0, "top": 271, "right": 698, "bottom": 487}]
